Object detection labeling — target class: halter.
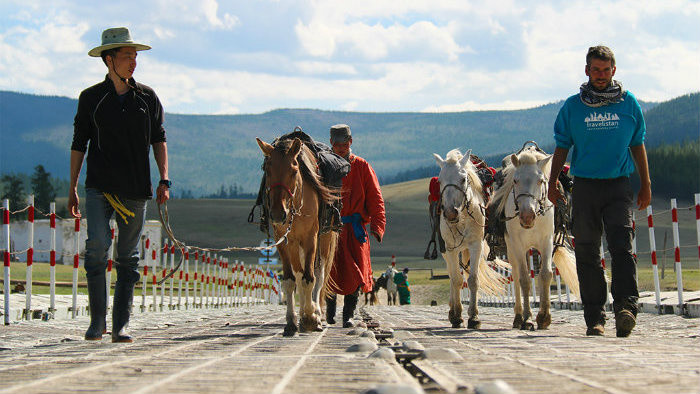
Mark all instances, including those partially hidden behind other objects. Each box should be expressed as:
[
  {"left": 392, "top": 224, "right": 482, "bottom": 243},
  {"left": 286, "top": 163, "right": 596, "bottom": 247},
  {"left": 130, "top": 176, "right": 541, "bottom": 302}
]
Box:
[
  {"left": 269, "top": 182, "right": 295, "bottom": 199},
  {"left": 506, "top": 173, "right": 552, "bottom": 221},
  {"left": 267, "top": 178, "right": 303, "bottom": 219},
  {"left": 439, "top": 175, "right": 486, "bottom": 251}
]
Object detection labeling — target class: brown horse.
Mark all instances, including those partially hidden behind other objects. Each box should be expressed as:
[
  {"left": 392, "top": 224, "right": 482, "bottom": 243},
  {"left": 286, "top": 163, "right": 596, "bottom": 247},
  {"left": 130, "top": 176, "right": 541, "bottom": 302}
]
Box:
[{"left": 256, "top": 137, "right": 339, "bottom": 336}]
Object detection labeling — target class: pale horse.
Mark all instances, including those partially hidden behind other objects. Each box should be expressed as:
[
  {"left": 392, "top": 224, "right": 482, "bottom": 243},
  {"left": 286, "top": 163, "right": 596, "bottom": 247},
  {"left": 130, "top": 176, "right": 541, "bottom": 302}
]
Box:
[
  {"left": 434, "top": 149, "right": 508, "bottom": 329},
  {"left": 385, "top": 267, "right": 398, "bottom": 305},
  {"left": 490, "top": 147, "right": 579, "bottom": 330}
]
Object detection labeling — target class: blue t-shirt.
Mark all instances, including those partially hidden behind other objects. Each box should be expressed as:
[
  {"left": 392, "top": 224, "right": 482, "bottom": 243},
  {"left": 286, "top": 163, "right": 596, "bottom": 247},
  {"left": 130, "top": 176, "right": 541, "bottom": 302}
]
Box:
[{"left": 553, "top": 91, "right": 646, "bottom": 179}]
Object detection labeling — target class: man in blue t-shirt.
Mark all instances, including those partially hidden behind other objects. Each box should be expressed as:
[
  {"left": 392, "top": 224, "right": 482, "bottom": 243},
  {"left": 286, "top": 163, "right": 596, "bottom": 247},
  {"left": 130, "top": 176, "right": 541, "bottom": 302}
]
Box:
[{"left": 548, "top": 46, "right": 651, "bottom": 338}]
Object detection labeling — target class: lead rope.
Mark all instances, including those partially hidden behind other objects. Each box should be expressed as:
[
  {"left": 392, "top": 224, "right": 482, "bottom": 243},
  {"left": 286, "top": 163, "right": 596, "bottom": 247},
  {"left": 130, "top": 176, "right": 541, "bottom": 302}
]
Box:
[{"left": 155, "top": 188, "right": 298, "bottom": 285}]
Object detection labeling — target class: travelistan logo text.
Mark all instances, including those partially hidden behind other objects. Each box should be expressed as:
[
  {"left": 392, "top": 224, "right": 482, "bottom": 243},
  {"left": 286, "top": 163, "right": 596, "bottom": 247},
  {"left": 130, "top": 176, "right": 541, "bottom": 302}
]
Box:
[{"left": 584, "top": 112, "right": 619, "bottom": 130}]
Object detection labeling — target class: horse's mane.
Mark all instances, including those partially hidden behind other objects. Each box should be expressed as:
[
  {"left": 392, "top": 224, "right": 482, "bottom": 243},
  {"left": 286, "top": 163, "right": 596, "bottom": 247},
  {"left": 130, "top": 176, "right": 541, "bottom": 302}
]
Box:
[
  {"left": 491, "top": 148, "right": 550, "bottom": 216},
  {"left": 444, "top": 149, "right": 484, "bottom": 203},
  {"left": 272, "top": 139, "right": 340, "bottom": 205}
]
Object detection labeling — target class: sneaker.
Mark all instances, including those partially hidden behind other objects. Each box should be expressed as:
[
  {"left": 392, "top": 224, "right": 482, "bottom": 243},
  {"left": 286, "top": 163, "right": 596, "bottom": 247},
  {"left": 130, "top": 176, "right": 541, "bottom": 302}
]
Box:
[
  {"left": 343, "top": 320, "right": 355, "bottom": 328},
  {"left": 586, "top": 324, "right": 604, "bottom": 336},
  {"left": 615, "top": 310, "right": 636, "bottom": 337}
]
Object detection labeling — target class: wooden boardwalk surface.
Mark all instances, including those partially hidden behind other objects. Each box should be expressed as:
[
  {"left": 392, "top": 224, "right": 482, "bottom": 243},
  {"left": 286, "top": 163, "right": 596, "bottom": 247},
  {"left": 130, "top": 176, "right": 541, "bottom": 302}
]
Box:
[{"left": 0, "top": 304, "right": 698, "bottom": 394}]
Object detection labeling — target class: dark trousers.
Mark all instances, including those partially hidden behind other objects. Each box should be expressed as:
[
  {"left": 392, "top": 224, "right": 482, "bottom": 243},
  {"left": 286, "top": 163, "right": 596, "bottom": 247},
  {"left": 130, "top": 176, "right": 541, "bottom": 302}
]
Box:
[
  {"left": 326, "top": 287, "right": 360, "bottom": 323},
  {"left": 571, "top": 177, "right": 639, "bottom": 327}
]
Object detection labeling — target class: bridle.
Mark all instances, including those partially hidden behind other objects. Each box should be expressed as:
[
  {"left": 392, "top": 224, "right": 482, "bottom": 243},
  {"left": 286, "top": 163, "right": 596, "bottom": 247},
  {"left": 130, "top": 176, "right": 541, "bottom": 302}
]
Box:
[
  {"left": 267, "top": 176, "right": 304, "bottom": 220},
  {"left": 439, "top": 174, "right": 486, "bottom": 251},
  {"left": 505, "top": 173, "right": 552, "bottom": 221}
]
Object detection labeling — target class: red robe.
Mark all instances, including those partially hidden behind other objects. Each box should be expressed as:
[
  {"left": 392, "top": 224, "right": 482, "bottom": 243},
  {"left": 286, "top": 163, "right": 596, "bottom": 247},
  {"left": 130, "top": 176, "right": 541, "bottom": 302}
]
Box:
[{"left": 329, "top": 154, "right": 386, "bottom": 295}]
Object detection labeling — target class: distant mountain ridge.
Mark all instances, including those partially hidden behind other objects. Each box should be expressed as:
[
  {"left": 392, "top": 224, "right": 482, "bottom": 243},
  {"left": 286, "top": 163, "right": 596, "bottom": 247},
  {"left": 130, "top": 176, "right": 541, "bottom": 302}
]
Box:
[{"left": 1, "top": 90, "right": 697, "bottom": 196}]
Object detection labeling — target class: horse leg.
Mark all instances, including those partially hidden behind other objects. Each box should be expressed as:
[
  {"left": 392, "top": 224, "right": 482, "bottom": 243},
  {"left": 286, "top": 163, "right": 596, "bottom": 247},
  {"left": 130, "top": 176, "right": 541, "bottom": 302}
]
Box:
[
  {"left": 464, "top": 248, "right": 481, "bottom": 329},
  {"left": 312, "top": 252, "right": 324, "bottom": 321},
  {"left": 282, "top": 277, "right": 298, "bottom": 336},
  {"left": 299, "top": 245, "right": 322, "bottom": 333},
  {"left": 518, "top": 252, "right": 535, "bottom": 331},
  {"left": 444, "top": 250, "right": 463, "bottom": 328},
  {"left": 508, "top": 247, "right": 524, "bottom": 328},
  {"left": 536, "top": 244, "right": 554, "bottom": 330}
]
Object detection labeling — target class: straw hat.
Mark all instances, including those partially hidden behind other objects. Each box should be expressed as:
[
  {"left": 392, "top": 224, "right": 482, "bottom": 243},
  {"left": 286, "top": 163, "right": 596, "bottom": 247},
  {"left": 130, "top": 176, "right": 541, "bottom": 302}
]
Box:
[{"left": 88, "top": 27, "right": 151, "bottom": 57}]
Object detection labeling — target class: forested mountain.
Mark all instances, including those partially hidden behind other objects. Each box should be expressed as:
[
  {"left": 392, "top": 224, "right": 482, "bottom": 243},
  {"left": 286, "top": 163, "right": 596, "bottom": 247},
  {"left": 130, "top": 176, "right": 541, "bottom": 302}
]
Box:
[{"left": 1, "top": 90, "right": 696, "bottom": 197}]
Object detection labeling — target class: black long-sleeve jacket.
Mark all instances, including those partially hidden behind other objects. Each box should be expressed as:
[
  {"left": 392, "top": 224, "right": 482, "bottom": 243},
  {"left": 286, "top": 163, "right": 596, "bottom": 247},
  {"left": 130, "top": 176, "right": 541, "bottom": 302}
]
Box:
[{"left": 72, "top": 76, "right": 166, "bottom": 199}]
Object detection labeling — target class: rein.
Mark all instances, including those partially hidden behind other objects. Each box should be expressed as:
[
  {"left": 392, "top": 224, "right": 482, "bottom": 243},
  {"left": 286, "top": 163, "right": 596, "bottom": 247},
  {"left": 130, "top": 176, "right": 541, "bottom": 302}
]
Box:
[
  {"left": 155, "top": 199, "right": 296, "bottom": 285},
  {"left": 156, "top": 176, "right": 302, "bottom": 285}
]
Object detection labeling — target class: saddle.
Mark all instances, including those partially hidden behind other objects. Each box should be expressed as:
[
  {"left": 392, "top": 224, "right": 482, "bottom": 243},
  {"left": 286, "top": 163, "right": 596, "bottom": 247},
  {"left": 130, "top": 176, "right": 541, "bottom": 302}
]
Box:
[
  {"left": 248, "top": 127, "right": 350, "bottom": 234},
  {"left": 483, "top": 166, "right": 573, "bottom": 261},
  {"left": 424, "top": 154, "right": 496, "bottom": 260}
]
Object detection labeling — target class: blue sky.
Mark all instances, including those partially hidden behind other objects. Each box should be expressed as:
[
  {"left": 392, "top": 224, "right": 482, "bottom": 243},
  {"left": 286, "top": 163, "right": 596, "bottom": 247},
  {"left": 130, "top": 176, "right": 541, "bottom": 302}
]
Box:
[{"left": 1, "top": 0, "right": 698, "bottom": 114}]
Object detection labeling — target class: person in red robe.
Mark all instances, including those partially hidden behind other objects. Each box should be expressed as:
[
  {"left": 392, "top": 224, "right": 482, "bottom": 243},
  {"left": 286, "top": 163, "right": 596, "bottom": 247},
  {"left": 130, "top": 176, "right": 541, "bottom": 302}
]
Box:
[{"left": 326, "top": 124, "right": 386, "bottom": 327}]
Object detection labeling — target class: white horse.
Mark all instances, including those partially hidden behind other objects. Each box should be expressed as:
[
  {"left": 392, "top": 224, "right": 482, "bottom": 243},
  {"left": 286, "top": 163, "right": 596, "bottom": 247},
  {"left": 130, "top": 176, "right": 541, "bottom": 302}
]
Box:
[
  {"left": 385, "top": 267, "right": 398, "bottom": 305},
  {"left": 434, "top": 149, "right": 508, "bottom": 329},
  {"left": 491, "top": 146, "right": 579, "bottom": 330}
]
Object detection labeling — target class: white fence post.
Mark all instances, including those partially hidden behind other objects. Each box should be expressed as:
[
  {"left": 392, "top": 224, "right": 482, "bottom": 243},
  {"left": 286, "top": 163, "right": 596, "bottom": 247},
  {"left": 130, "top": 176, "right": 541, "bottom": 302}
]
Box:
[
  {"left": 647, "top": 206, "right": 662, "bottom": 313},
  {"left": 695, "top": 193, "right": 700, "bottom": 272},
  {"left": 49, "top": 202, "right": 56, "bottom": 314},
  {"left": 3, "top": 199, "right": 11, "bottom": 325},
  {"left": 25, "top": 195, "right": 35, "bottom": 320},
  {"left": 671, "top": 199, "right": 684, "bottom": 314},
  {"left": 106, "top": 223, "right": 115, "bottom": 311},
  {"left": 71, "top": 218, "right": 80, "bottom": 319}
]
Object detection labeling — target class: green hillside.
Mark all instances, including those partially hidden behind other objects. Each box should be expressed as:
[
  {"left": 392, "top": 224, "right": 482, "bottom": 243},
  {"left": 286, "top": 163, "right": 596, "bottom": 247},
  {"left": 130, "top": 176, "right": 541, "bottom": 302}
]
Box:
[{"left": 2, "top": 90, "right": 697, "bottom": 197}]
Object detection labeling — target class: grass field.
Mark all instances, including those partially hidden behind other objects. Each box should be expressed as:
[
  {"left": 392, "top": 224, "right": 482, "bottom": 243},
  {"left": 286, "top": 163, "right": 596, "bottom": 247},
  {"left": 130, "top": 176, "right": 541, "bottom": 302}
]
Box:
[{"left": 6, "top": 179, "right": 699, "bottom": 299}]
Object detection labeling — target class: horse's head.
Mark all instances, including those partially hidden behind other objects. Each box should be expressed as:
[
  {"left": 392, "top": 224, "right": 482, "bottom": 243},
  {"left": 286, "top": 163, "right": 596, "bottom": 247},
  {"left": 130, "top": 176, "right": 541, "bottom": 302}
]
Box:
[
  {"left": 434, "top": 149, "right": 474, "bottom": 223},
  {"left": 509, "top": 150, "right": 552, "bottom": 229},
  {"left": 256, "top": 137, "right": 304, "bottom": 225}
]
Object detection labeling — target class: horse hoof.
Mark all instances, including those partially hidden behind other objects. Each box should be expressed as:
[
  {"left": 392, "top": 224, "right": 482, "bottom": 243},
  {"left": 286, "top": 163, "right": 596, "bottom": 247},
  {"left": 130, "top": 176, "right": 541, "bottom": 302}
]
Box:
[
  {"left": 467, "top": 319, "right": 481, "bottom": 329},
  {"left": 451, "top": 319, "right": 464, "bottom": 328},
  {"left": 521, "top": 321, "right": 535, "bottom": 331},
  {"left": 299, "top": 317, "right": 322, "bottom": 333},
  {"left": 283, "top": 324, "right": 298, "bottom": 337},
  {"left": 536, "top": 313, "right": 551, "bottom": 330},
  {"left": 513, "top": 315, "right": 524, "bottom": 329}
]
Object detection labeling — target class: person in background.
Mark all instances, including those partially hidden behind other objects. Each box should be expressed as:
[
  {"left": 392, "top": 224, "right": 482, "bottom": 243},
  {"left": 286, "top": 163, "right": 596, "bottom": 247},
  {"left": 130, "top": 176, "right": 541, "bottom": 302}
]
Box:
[
  {"left": 394, "top": 268, "right": 411, "bottom": 305},
  {"left": 69, "top": 27, "right": 170, "bottom": 342}
]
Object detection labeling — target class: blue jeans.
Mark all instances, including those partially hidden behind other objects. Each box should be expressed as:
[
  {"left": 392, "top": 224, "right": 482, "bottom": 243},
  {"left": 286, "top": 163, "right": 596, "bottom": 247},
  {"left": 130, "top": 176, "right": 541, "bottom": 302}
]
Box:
[{"left": 84, "top": 188, "right": 146, "bottom": 283}]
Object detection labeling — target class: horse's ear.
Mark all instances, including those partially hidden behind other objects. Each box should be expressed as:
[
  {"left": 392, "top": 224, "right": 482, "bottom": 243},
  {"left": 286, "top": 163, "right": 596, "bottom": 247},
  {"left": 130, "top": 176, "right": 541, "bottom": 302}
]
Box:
[
  {"left": 256, "top": 137, "right": 273, "bottom": 156},
  {"left": 510, "top": 154, "right": 519, "bottom": 167},
  {"left": 537, "top": 154, "right": 553, "bottom": 171},
  {"left": 289, "top": 138, "right": 302, "bottom": 158},
  {"left": 433, "top": 153, "right": 445, "bottom": 168},
  {"left": 459, "top": 149, "right": 472, "bottom": 168}
]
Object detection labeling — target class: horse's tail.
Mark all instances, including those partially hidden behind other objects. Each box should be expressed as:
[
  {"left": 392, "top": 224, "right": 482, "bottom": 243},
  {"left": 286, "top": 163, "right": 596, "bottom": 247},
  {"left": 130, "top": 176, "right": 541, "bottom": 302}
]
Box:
[
  {"left": 474, "top": 241, "right": 511, "bottom": 296},
  {"left": 319, "top": 231, "right": 339, "bottom": 302},
  {"left": 552, "top": 245, "right": 580, "bottom": 297}
]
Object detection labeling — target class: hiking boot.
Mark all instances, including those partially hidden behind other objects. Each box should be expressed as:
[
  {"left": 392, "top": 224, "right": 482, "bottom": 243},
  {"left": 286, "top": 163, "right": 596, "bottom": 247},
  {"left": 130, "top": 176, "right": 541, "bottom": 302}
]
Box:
[
  {"left": 615, "top": 310, "right": 636, "bottom": 337},
  {"left": 586, "top": 324, "right": 604, "bottom": 336}
]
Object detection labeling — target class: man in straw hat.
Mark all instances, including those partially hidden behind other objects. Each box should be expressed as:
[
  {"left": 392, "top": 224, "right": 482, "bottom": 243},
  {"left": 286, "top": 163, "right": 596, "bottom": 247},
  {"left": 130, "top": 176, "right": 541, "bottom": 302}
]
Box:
[
  {"left": 69, "top": 27, "right": 170, "bottom": 343},
  {"left": 325, "top": 124, "right": 386, "bottom": 327}
]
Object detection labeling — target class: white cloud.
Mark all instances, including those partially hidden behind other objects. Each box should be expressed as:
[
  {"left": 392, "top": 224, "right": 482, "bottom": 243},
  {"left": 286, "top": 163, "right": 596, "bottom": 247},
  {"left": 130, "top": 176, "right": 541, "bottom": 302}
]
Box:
[
  {"left": 201, "top": 0, "right": 239, "bottom": 30},
  {"left": 0, "top": 0, "right": 698, "bottom": 114},
  {"left": 422, "top": 100, "right": 548, "bottom": 113}
]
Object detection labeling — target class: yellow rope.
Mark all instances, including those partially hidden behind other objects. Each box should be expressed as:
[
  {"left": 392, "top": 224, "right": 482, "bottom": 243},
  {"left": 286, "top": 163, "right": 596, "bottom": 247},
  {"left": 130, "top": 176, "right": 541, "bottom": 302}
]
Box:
[{"left": 104, "top": 193, "right": 135, "bottom": 224}]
